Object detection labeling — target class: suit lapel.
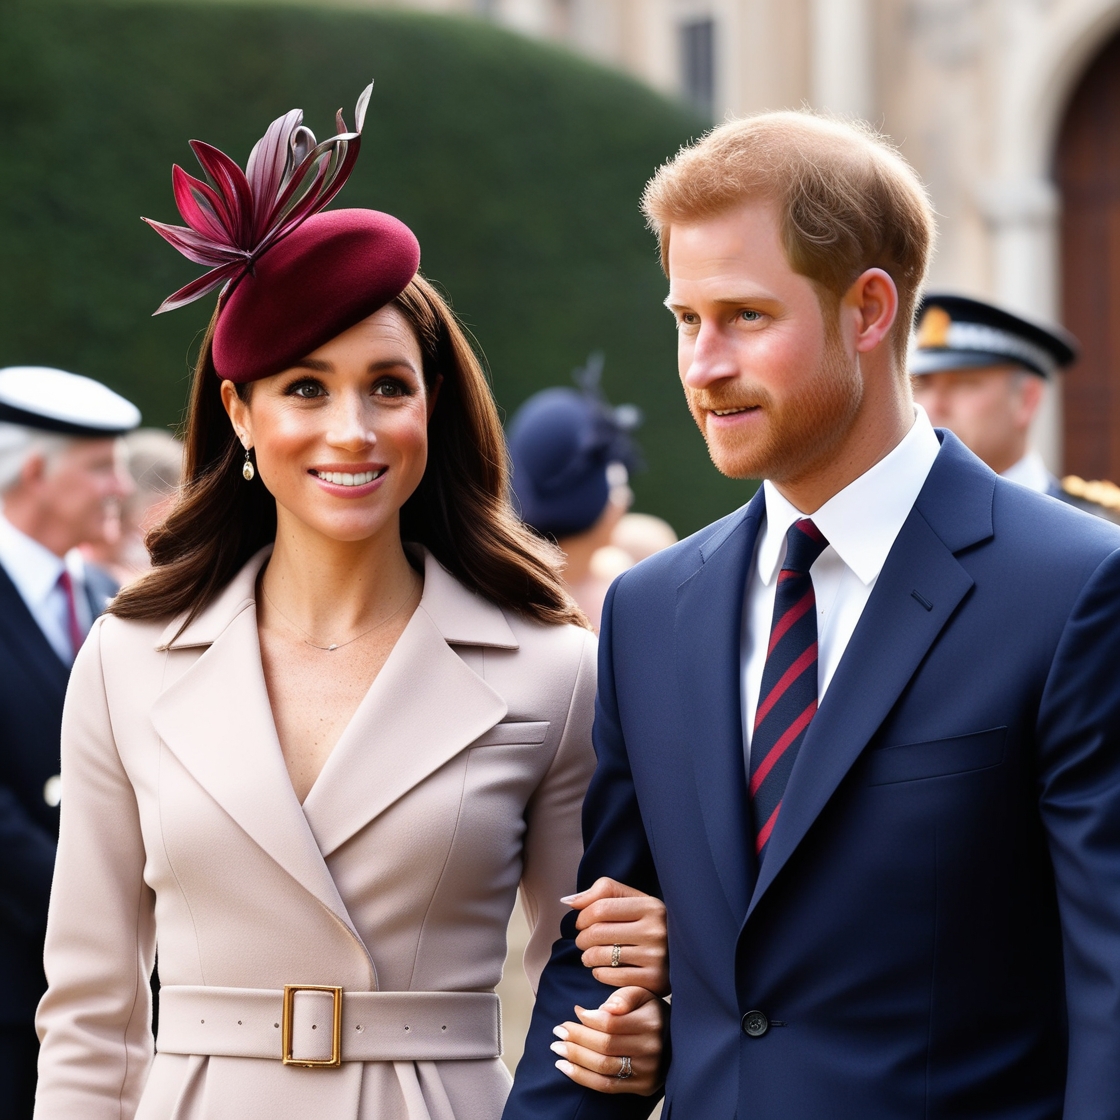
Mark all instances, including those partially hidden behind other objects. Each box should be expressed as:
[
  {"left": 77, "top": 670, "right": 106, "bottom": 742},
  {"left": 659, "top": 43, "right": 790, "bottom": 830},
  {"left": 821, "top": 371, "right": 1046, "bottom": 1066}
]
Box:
[
  {"left": 746, "top": 433, "right": 994, "bottom": 919},
  {"left": 675, "top": 496, "right": 764, "bottom": 924},
  {"left": 0, "top": 562, "right": 69, "bottom": 699},
  {"left": 151, "top": 583, "right": 357, "bottom": 935}
]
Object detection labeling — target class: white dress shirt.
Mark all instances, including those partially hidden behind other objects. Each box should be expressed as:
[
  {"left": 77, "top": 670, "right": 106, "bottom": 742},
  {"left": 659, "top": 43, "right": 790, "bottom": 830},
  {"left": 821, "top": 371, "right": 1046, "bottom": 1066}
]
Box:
[
  {"left": 0, "top": 513, "right": 92, "bottom": 664},
  {"left": 1000, "top": 450, "right": 1051, "bottom": 495},
  {"left": 741, "top": 407, "right": 942, "bottom": 760}
]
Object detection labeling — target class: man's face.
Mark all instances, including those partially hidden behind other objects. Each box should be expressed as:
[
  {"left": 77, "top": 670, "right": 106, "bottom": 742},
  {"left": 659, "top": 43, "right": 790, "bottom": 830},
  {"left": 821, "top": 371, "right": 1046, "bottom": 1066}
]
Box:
[
  {"left": 664, "top": 200, "right": 863, "bottom": 483},
  {"left": 39, "top": 437, "right": 133, "bottom": 552},
  {"left": 912, "top": 366, "right": 1038, "bottom": 474}
]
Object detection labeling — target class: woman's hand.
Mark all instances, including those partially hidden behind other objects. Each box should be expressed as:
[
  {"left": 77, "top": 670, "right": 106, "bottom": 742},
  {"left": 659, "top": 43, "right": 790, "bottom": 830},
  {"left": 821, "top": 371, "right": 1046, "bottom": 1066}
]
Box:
[
  {"left": 563, "top": 877, "right": 669, "bottom": 996},
  {"left": 550, "top": 986, "right": 665, "bottom": 1096}
]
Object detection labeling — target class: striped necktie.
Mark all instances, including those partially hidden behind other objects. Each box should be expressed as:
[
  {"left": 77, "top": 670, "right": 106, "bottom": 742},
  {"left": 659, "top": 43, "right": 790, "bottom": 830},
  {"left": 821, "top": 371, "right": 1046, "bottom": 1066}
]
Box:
[
  {"left": 57, "top": 569, "right": 85, "bottom": 660},
  {"left": 750, "top": 518, "right": 829, "bottom": 859}
]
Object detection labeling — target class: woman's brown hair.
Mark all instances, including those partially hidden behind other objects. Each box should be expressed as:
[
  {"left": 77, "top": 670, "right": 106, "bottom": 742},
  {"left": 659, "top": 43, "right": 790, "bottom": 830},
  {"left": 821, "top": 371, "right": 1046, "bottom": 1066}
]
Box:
[{"left": 111, "top": 275, "right": 587, "bottom": 630}]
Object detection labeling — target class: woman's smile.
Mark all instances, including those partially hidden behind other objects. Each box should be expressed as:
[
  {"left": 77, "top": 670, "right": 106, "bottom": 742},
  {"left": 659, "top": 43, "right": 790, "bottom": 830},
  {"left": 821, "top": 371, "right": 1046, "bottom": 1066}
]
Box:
[
  {"left": 308, "top": 464, "right": 389, "bottom": 495},
  {"left": 223, "top": 305, "right": 432, "bottom": 544}
]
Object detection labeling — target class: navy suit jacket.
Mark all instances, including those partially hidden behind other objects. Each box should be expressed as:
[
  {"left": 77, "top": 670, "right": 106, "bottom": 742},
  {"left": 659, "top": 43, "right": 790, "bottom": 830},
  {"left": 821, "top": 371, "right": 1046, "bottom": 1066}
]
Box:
[
  {"left": 0, "top": 561, "right": 116, "bottom": 1025},
  {"left": 505, "top": 432, "right": 1120, "bottom": 1120}
]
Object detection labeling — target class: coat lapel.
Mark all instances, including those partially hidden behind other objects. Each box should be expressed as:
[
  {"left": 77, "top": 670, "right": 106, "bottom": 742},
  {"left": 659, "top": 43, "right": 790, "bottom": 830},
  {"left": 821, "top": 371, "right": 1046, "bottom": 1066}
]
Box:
[
  {"left": 302, "top": 554, "right": 510, "bottom": 858},
  {"left": 746, "top": 433, "right": 995, "bottom": 919},
  {"left": 675, "top": 495, "right": 765, "bottom": 924},
  {"left": 150, "top": 552, "right": 357, "bottom": 935}
]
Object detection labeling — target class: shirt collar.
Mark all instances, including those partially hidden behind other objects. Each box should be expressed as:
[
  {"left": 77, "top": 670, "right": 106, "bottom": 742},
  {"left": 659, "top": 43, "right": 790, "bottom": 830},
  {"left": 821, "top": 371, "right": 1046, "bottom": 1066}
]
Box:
[
  {"left": 758, "top": 406, "right": 942, "bottom": 587},
  {"left": 0, "top": 512, "right": 66, "bottom": 606},
  {"left": 1000, "top": 450, "right": 1050, "bottom": 495}
]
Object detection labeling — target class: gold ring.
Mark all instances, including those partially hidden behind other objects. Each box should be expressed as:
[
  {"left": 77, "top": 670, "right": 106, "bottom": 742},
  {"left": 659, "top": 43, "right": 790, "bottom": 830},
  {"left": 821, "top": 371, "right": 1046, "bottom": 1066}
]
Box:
[
  {"left": 610, "top": 944, "right": 622, "bottom": 967},
  {"left": 617, "top": 1055, "right": 633, "bottom": 1079}
]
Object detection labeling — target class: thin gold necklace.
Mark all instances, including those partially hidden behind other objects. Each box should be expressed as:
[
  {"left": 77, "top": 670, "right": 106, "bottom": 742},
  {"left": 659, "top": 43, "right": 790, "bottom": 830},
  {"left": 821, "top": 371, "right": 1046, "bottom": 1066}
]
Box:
[{"left": 261, "top": 581, "right": 417, "bottom": 652}]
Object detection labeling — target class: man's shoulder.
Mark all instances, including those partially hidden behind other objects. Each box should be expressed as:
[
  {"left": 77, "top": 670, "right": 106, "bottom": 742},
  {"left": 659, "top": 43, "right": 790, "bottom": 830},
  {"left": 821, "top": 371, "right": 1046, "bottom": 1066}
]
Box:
[
  {"left": 613, "top": 503, "right": 752, "bottom": 600},
  {"left": 992, "top": 472, "right": 1120, "bottom": 563}
]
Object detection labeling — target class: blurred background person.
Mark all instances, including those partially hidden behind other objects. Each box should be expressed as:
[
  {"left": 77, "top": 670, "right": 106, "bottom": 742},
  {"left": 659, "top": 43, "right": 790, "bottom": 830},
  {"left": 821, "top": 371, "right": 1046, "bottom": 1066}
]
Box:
[
  {"left": 0, "top": 364, "right": 138, "bottom": 1120},
  {"left": 911, "top": 294, "right": 1120, "bottom": 523},
  {"left": 610, "top": 511, "right": 679, "bottom": 566},
  {"left": 507, "top": 355, "right": 643, "bottom": 630},
  {"left": 82, "top": 428, "right": 183, "bottom": 583}
]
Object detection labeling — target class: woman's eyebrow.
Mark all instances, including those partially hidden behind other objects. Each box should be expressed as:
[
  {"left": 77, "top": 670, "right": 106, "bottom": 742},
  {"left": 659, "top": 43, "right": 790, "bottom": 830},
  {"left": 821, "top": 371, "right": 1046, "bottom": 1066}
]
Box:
[
  {"left": 368, "top": 358, "right": 420, "bottom": 375},
  {"left": 290, "top": 358, "right": 332, "bottom": 372}
]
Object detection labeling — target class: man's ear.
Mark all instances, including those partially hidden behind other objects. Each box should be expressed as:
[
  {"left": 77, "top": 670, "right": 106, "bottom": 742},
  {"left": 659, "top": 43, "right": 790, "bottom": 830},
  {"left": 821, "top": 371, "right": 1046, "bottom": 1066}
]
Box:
[
  {"left": 1013, "top": 372, "right": 1045, "bottom": 429},
  {"left": 848, "top": 268, "right": 899, "bottom": 355},
  {"left": 18, "top": 451, "right": 48, "bottom": 489}
]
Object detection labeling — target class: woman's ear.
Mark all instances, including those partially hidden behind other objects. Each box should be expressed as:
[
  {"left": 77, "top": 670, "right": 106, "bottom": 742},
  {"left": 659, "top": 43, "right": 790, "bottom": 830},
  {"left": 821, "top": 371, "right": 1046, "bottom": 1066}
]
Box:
[
  {"left": 848, "top": 268, "right": 899, "bottom": 355},
  {"left": 427, "top": 373, "right": 443, "bottom": 421},
  {"left": 219, "top": 380, "right": 251, "bottom": 447}
]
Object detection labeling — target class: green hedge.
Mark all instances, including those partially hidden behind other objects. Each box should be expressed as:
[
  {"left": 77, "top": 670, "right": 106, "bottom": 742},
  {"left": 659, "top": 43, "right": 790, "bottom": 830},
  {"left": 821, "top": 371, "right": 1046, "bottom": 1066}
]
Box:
[{"left": 0, "top": 0, "right": 752, "bottom": 534}]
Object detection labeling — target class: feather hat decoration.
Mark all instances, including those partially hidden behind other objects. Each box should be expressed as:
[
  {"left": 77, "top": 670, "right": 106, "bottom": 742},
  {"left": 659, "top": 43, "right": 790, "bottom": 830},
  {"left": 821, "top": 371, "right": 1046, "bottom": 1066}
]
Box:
[{"left": 144, "top": 83, "right": 373, "bottom": 314}]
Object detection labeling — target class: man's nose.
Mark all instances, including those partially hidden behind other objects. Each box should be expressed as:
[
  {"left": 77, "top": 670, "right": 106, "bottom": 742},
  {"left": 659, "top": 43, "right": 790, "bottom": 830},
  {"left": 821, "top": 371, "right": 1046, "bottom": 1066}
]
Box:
[{"left": 682, "top": 323, "right": 739, "bottom": 389}]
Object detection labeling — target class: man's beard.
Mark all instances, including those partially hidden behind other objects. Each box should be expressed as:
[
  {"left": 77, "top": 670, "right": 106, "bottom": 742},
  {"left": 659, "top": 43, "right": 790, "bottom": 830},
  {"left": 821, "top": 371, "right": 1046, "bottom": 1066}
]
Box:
[{"left": 686, "top": 331, "right": 863, "bottom": 484}]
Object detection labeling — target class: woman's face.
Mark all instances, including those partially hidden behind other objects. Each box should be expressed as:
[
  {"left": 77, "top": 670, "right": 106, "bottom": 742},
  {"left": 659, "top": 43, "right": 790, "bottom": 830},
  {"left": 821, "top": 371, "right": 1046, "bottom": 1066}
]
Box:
[{"left": 221, "top": 305, "right": 433, "bottom": 546}]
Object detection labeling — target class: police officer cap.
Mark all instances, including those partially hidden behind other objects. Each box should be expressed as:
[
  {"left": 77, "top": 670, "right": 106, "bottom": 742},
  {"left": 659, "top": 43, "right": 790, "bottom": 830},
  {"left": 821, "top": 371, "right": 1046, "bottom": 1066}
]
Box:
[
  {"left": 911, "top": 294, "right": 1077, "bottom": 380},
  {"left": 508, "top": 356, "right": 641, "bottom": 540},
  {"left": 0, "top": 366, "right": 141, "bottom": 437}
]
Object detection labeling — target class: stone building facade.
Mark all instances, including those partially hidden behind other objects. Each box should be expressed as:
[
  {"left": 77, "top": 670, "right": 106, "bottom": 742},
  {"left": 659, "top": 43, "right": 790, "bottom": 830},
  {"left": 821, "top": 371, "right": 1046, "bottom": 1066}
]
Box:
[{"left": 364, "top": 0, "right": 1120, "bottom": 479}]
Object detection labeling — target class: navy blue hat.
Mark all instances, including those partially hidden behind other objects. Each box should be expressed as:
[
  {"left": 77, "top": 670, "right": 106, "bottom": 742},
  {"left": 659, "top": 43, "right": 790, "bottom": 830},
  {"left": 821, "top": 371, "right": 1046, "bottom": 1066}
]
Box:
[
  {"left": 911, "top": 294, "right": 1077, "bottom": 380},
  {"left": 507, "top": 354, "right": 641, "bottom": 539}
]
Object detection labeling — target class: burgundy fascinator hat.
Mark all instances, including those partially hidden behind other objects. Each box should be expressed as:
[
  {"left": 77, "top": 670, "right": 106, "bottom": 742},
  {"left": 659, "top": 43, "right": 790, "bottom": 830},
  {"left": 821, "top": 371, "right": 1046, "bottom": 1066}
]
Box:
[{"left": 144, "top": 83, "right": 421, "bottom": 384}]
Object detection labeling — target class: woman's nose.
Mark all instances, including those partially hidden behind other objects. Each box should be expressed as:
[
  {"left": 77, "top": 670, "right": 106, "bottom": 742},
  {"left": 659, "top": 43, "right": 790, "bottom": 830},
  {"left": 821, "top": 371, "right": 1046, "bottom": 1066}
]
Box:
[{"left": 326, "top": 395, "right": 376, "bottom": 449}]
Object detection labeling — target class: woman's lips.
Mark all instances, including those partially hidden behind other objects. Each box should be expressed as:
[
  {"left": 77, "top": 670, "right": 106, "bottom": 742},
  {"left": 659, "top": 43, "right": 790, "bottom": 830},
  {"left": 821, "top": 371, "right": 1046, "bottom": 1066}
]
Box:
[
  {"left": 310, "top": 467, "right": 386, "bottom": 487},
  {"left": 308, "top": 466, "right": 388, "bottom": 497}
]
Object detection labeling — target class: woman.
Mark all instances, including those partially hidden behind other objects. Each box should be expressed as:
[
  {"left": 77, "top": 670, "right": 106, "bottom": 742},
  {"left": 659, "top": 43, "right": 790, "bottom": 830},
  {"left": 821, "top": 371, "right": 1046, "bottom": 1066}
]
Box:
[{"left": 34, "top": 88, "right": 667, "bottom": 1119}]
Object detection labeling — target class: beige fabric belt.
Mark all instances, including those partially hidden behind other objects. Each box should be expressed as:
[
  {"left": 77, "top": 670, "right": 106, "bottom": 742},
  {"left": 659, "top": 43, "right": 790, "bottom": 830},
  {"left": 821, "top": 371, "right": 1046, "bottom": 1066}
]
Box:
[{"left": 157, "top": 985, "right": 502, "bottom": 1065}]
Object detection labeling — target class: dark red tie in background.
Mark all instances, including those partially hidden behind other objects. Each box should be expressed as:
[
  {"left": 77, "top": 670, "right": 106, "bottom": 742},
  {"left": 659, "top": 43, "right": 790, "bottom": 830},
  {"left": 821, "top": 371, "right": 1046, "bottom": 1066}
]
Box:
[
  {"left": 57, "top": 569, "right": 84, "bottom": 659},
  {"left": 750, "top": 518, "right": 829, "bottom": 859}
]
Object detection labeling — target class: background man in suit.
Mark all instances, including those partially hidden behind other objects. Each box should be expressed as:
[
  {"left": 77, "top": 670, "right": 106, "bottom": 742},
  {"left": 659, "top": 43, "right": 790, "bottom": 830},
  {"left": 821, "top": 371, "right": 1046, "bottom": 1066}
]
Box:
[
  {"left": 505, "top": 113, "right": 1120, "bottom": 1119},
  {"left": 0, "top": 365, "right": 138, "bottom": 1119},
  {"left": 910, "top": 292, "right": 1120, "bottom": 522}
]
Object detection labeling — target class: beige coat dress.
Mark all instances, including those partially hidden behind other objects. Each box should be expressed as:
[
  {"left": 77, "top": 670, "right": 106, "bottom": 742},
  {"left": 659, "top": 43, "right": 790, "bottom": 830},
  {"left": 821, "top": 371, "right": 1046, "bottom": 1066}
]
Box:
[{"left": 34, "top": 548, "right": 597, "bottom": 1120}]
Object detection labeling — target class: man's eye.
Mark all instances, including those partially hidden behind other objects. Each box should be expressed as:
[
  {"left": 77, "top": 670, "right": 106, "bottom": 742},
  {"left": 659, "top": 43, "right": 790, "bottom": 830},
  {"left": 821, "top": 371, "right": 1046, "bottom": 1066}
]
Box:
[{"left": 741, "top": 310, "right": 761, "bottom": 322}]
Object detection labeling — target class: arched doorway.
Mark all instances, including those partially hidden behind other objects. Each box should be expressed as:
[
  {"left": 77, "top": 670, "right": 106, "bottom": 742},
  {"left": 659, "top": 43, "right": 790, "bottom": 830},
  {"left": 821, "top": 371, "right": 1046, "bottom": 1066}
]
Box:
[{"left": 1056, "top": 28, "right": 1120, "bottom": 481}]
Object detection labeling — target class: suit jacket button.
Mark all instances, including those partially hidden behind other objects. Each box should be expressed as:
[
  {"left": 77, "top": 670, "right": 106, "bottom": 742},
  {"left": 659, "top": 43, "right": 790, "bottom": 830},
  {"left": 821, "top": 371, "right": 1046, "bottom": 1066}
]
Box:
[{"left": 742, "top": 1010, "right": 769, "bottom": 1037}]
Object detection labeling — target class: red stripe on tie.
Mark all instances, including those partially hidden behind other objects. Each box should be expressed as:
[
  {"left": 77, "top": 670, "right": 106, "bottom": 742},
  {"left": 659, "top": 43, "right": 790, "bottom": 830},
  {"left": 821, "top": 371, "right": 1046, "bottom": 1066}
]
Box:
[
  {"left": 797, "top": 520, "right": 825, "bottom": 544},
  {"left": 755, "top": 644, "right": 817, "bottom": 728},
  {"left": 755, "top": 801, "right": 781, "bottom": 853},
  {"left": 766, "top": 588, "right": 815, "bottom": 656},
  {"left": 750, "top": 700, "right": 817, "bottom": 796}
]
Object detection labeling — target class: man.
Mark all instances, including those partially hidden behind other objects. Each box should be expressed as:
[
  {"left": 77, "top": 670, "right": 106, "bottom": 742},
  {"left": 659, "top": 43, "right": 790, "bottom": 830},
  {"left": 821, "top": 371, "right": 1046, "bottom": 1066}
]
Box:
[
  {"left": 0, "top": 365, "right": 138, "bottom": 1119},
  {"left": 911, "top": 292, "right": 1120, "bottom": 522},
  {"left": 505, "top": 113, "right": 1120, "bottom": 1118}
]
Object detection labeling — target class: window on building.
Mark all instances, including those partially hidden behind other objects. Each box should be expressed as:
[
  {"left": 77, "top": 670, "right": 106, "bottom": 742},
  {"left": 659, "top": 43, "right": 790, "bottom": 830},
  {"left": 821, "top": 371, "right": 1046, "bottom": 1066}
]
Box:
[{"left": 680, "top": 17, "right": 715, "bottom": 117}]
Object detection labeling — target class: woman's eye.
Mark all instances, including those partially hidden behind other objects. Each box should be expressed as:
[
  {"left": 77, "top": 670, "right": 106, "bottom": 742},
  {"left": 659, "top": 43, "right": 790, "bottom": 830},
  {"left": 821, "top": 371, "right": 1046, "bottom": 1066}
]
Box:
[
  {"left": 288, "top": 380, "right": 325, "bottom": 399},
  {"left": 373, "top": 379, "right": 411, "bottom": 398}
]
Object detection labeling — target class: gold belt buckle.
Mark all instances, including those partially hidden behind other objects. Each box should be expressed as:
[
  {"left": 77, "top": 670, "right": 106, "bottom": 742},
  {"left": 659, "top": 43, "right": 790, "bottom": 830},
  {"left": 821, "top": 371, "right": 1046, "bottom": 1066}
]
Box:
[{"left": 281, "top": 984, "right": 343, "bottom": 1068}]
